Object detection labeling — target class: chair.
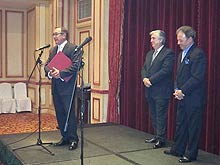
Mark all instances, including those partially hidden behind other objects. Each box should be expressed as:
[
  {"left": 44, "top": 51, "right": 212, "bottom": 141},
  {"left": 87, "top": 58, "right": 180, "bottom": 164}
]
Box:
[
  {"left": 14, "top": 82, "right": 32, "bottom": 112},
  {"left": 0, "top": 83, "right": 16, "bottom": 113}
]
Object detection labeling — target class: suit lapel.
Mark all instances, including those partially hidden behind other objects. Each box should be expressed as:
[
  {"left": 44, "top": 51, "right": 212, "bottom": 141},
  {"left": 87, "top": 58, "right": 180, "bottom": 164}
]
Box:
[
  {"left": 177, "top": 44, "right": 195, "bottom": 76},
  {"left": 61, "top": 42, "right": 70, "bottom": 55},
  {"left": 50, "top": 46, "right": 58, "bottom": 58},
  {"left": 150, "top": 46, "right": 166, "bottom": 67},
  {"left": 177, "top": 52, "right": 183, "bottom": 75},
  {"left": 147, "top": 50, "right": 154, "bottom": 70}
]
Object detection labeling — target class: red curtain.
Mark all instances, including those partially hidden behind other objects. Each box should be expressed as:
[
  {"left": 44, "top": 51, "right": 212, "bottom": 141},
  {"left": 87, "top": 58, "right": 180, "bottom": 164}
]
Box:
[
  {"left": 108, "top": 0, "right": 220, "bottom": 155},
  {"left": 107, "top": 0, "right": 124, "bottom": 123},
  {"left": 197, "top": 0, "right": 220, "bottom": 154}
]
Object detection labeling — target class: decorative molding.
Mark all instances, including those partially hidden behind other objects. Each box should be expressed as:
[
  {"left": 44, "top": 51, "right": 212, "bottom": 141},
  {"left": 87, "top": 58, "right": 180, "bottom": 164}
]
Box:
[
  {"left": 76, "top": 0, "right": 92, "bottom": 23},
  {"left": 92, "top": 0, "right": 102, "bottom": 86},
  {"left": 0, "top": 80, "right": 27, "bottom": 84},
  {"left": 27, "top": 7, "right": 36, "bottom": 79},
  {"left": 61, "top": 0, "right": 64, "bottom": 26},
  {"left": 67, "top": 0, "right": 71, "bottom": 32},
  {"left": 91, "top": 88, "right": 108, "bottom": 94},
  {"left": 5, "top": 10, "right": 24, "bottom": 78},
  {"left": 92, "top": 97, "right": 100, "bottom": 122},
  {"left": 79, "top": 30, "right": 91, "bottom": 84}
]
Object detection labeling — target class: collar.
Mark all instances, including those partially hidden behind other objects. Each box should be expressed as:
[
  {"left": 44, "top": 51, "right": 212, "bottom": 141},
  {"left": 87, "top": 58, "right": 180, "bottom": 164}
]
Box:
[
  {"left": 155, "top": 45, "right": 164, "bottom": 53},
  {"left": 183, "top": 43, "right": 194, "bottom": 55},
  {"left": 58, "top": 40, "right": 68, "bottom": 51}
]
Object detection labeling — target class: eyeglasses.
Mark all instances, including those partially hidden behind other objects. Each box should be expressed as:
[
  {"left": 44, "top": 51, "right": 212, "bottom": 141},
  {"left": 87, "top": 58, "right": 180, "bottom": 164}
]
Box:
[{"left": 52, "top": 32, "right": 64, "bottom": 36}]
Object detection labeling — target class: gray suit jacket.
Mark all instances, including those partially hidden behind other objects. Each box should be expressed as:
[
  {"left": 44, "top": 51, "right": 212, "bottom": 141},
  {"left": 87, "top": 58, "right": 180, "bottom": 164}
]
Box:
[{"left": 141, "top": 46, "right": 175, "bottom": 99}]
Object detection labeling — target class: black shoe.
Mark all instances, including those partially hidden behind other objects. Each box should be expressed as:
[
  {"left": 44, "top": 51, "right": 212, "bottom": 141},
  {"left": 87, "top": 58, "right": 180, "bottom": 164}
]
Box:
[
  {"left": 69, "top": 140, "right": 78, "bottom": 150},
  {"left": 164, "top": 150, "right": 182, "bottom": 157},
  {"left": 179, "top": 156, "right": 194, "bottom": 163},
  {"left": 53, "top": 139, "right": 69, "bottom": 146},
  {"left": 145, "top": 137, "right": 157, "bottom": 143},
  {"left": 153, "top": 141, "right": 165, "bottom": 149}
]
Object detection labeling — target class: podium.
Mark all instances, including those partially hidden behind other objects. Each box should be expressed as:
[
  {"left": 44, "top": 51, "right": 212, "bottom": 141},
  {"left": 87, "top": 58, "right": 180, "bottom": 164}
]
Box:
[{"left": 75, "top": 85, "right": 91, "bottom": 124}]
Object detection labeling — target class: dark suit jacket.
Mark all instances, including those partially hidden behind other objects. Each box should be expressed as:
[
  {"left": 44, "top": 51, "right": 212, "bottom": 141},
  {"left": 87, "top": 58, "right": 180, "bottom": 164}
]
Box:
[
  {"left": 141, "top": 46, "right": 175, "bottom": 99},
  {"left": 44, "top": 42, "right": 83, "bottom": 95},
  {"left": 175, "top": 44, "right": 207, "bottom": 108}
]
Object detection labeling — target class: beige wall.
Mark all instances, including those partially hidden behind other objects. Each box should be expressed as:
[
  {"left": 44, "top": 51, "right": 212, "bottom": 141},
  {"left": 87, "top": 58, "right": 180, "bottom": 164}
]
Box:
[
  {"left": 0, "top": 0, "right": 110, "bottom": 123},
  {"left": 0, "top": 9, "right": 26, "bottom": 81}
]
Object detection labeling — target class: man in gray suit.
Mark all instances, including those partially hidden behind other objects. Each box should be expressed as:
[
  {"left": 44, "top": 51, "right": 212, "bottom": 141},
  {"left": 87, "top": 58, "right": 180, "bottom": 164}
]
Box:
[
  {"left": 44, "top": 27, "right": 82, "bottom": 150},
  {"left": 141, "top": 30, "right": 175, "bottom": 149}
]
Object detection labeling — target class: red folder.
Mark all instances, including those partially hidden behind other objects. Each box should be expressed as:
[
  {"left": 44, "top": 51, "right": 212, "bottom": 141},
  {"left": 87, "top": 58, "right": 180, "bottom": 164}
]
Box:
[{"left": 47, "top": 51, "right": 73, "bottom": 82}]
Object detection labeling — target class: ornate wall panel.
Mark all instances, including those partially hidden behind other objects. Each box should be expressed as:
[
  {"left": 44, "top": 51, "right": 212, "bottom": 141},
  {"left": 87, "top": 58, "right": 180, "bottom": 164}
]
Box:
[
  {"left": 92, "top": 97, "right": 101, "bottom": 122},
  {"left": 27, "top": 8, "right": 36, "bottom": 79},
  {"left": 5, "top": 10, "right": 24, "bottom": 78},
  {"left": 78, "top": 30, "right": 91, "bottom": 84}
]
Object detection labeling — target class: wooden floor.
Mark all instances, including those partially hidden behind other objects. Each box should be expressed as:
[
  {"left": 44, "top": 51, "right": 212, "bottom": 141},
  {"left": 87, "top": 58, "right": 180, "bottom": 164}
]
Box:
[{"left": 0, "top": 123, "right": 220, "bottom": 165}]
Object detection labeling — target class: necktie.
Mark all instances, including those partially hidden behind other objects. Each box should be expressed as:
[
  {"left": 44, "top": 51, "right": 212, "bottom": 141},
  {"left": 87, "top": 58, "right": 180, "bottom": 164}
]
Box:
[
  {"left": 181, "top": 50, "right": 186, "bottom": 62},
  {"left": 151, "top": 50, "right": 158, "bottom": 64},
  {"left": 57, "top": 45, "right": 62, "bottom": 53}
]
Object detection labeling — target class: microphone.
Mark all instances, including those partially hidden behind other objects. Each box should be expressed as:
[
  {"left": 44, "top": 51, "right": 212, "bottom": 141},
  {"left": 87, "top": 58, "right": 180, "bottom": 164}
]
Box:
[
  {"left": 75, "top": 36, "right": 92, "bottom": 52},
  {"left": 35, "top": 44, "right": 50, "bottom": 51}
]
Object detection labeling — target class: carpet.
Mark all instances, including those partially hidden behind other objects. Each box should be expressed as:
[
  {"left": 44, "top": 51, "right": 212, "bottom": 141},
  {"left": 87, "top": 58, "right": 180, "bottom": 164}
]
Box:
[{"left": 0, "top": 112, "right": 58, "bottom": 135}]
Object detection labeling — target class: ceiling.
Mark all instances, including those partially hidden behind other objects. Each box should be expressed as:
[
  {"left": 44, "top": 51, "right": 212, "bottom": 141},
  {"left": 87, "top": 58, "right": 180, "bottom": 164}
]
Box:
[{"left": 0, "top": 0, "right": 49, "bottom": 9}]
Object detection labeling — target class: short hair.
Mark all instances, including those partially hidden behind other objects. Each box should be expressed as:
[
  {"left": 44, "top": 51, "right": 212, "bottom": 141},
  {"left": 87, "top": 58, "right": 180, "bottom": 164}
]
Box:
[
  {"left": 55, "top": 26, "right": 69, "bottom": 40},
  {"left": 149, "top": 30, "right": 166, "bottom": 45},
  {"left": 176, "top": 26, "right": 196, "bottom": 40}
]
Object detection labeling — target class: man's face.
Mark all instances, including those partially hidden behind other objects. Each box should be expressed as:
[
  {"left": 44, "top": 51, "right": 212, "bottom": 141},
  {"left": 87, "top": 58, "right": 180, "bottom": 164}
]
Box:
[
  {"left": 52, "top": 28, "right": 66, "bottom": 45},
  {"left": 177, "top": 31, "right": 191, "bottom": 50},
  {"left": 150, "top": 33, "right": 162, "bottom": 50}
]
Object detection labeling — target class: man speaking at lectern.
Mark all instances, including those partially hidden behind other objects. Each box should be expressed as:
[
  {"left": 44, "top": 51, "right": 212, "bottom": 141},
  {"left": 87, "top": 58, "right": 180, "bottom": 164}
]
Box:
[{"left": 44, "top": 27, "right": 82, "bottom": 150}]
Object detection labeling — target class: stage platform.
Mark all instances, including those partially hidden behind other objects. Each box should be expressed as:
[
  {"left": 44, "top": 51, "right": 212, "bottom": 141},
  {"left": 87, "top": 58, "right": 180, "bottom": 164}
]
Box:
[{"left": 0, "top": 123, "right": 220, "bottom": 165}]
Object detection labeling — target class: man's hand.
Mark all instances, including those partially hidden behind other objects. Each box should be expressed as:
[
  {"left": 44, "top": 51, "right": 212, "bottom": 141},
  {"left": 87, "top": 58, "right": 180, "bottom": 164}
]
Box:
[
  {"left": 50, "top": 67, "right": 61, "bottom": 79},
  {"left": 143, "top": 78, "right": 152, "bottom": 88},
  {"left": 173, "top": 89, "right": 185, "bottom": 100}
]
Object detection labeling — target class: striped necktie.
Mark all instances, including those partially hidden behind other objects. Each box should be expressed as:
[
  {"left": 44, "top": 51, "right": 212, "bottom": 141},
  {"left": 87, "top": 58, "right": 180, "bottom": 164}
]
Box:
[
  {"left": 181, "top": 50, "right": 187, "bottom": 62},
  {"left": 151, "top": 50, "right": 158, "bottom": 64}
]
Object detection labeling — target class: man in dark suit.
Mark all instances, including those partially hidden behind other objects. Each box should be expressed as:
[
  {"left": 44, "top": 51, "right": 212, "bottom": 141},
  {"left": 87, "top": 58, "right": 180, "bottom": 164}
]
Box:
[
  {"left": 44, "top": 27, "right": 82, "bottom": 150},
  {"left": 164, "top": 26, "right": 207, "bottom": 163},
  {"left": 141, "top": 30, "right": 175, "bottom": 149}
]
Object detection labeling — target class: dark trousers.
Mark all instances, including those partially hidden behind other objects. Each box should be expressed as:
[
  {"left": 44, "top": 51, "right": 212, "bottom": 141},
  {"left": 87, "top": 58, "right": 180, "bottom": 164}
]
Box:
[
  {"left": 147, "top": 97, "right": 169, "bottom": 142},
  {"left": 53, "top": 93, "right": 78, "bottom": 142},
  {"left": 171, "top": 103, "right": 203, "bottom": 159}
]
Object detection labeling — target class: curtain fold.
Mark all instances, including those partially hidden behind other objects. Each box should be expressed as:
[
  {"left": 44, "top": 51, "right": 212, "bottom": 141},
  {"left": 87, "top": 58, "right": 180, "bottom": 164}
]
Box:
[
  {"left": 197, "top": 0, "right": 220, "bottom": 154},
  {"left": 110, "top": 0, "right": 220, "bottom": 155},
  {"left": 107, "top": 0, "right": 124, "bottom": 123}
]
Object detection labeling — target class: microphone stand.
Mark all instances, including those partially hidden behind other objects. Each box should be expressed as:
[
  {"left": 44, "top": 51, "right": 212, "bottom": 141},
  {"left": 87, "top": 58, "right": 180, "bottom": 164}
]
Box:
[
  {"left": 79, "top": 60, "right": 85, "bottom": 165},
  {"left": 63, "top": 52, "right": 85, "bottom": 165},
  {"left": 64, "top": 37, "right": 92, "bottom": 165},
  {"left": 13, "top": 50, "right": 54, "bottom": 156}
]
